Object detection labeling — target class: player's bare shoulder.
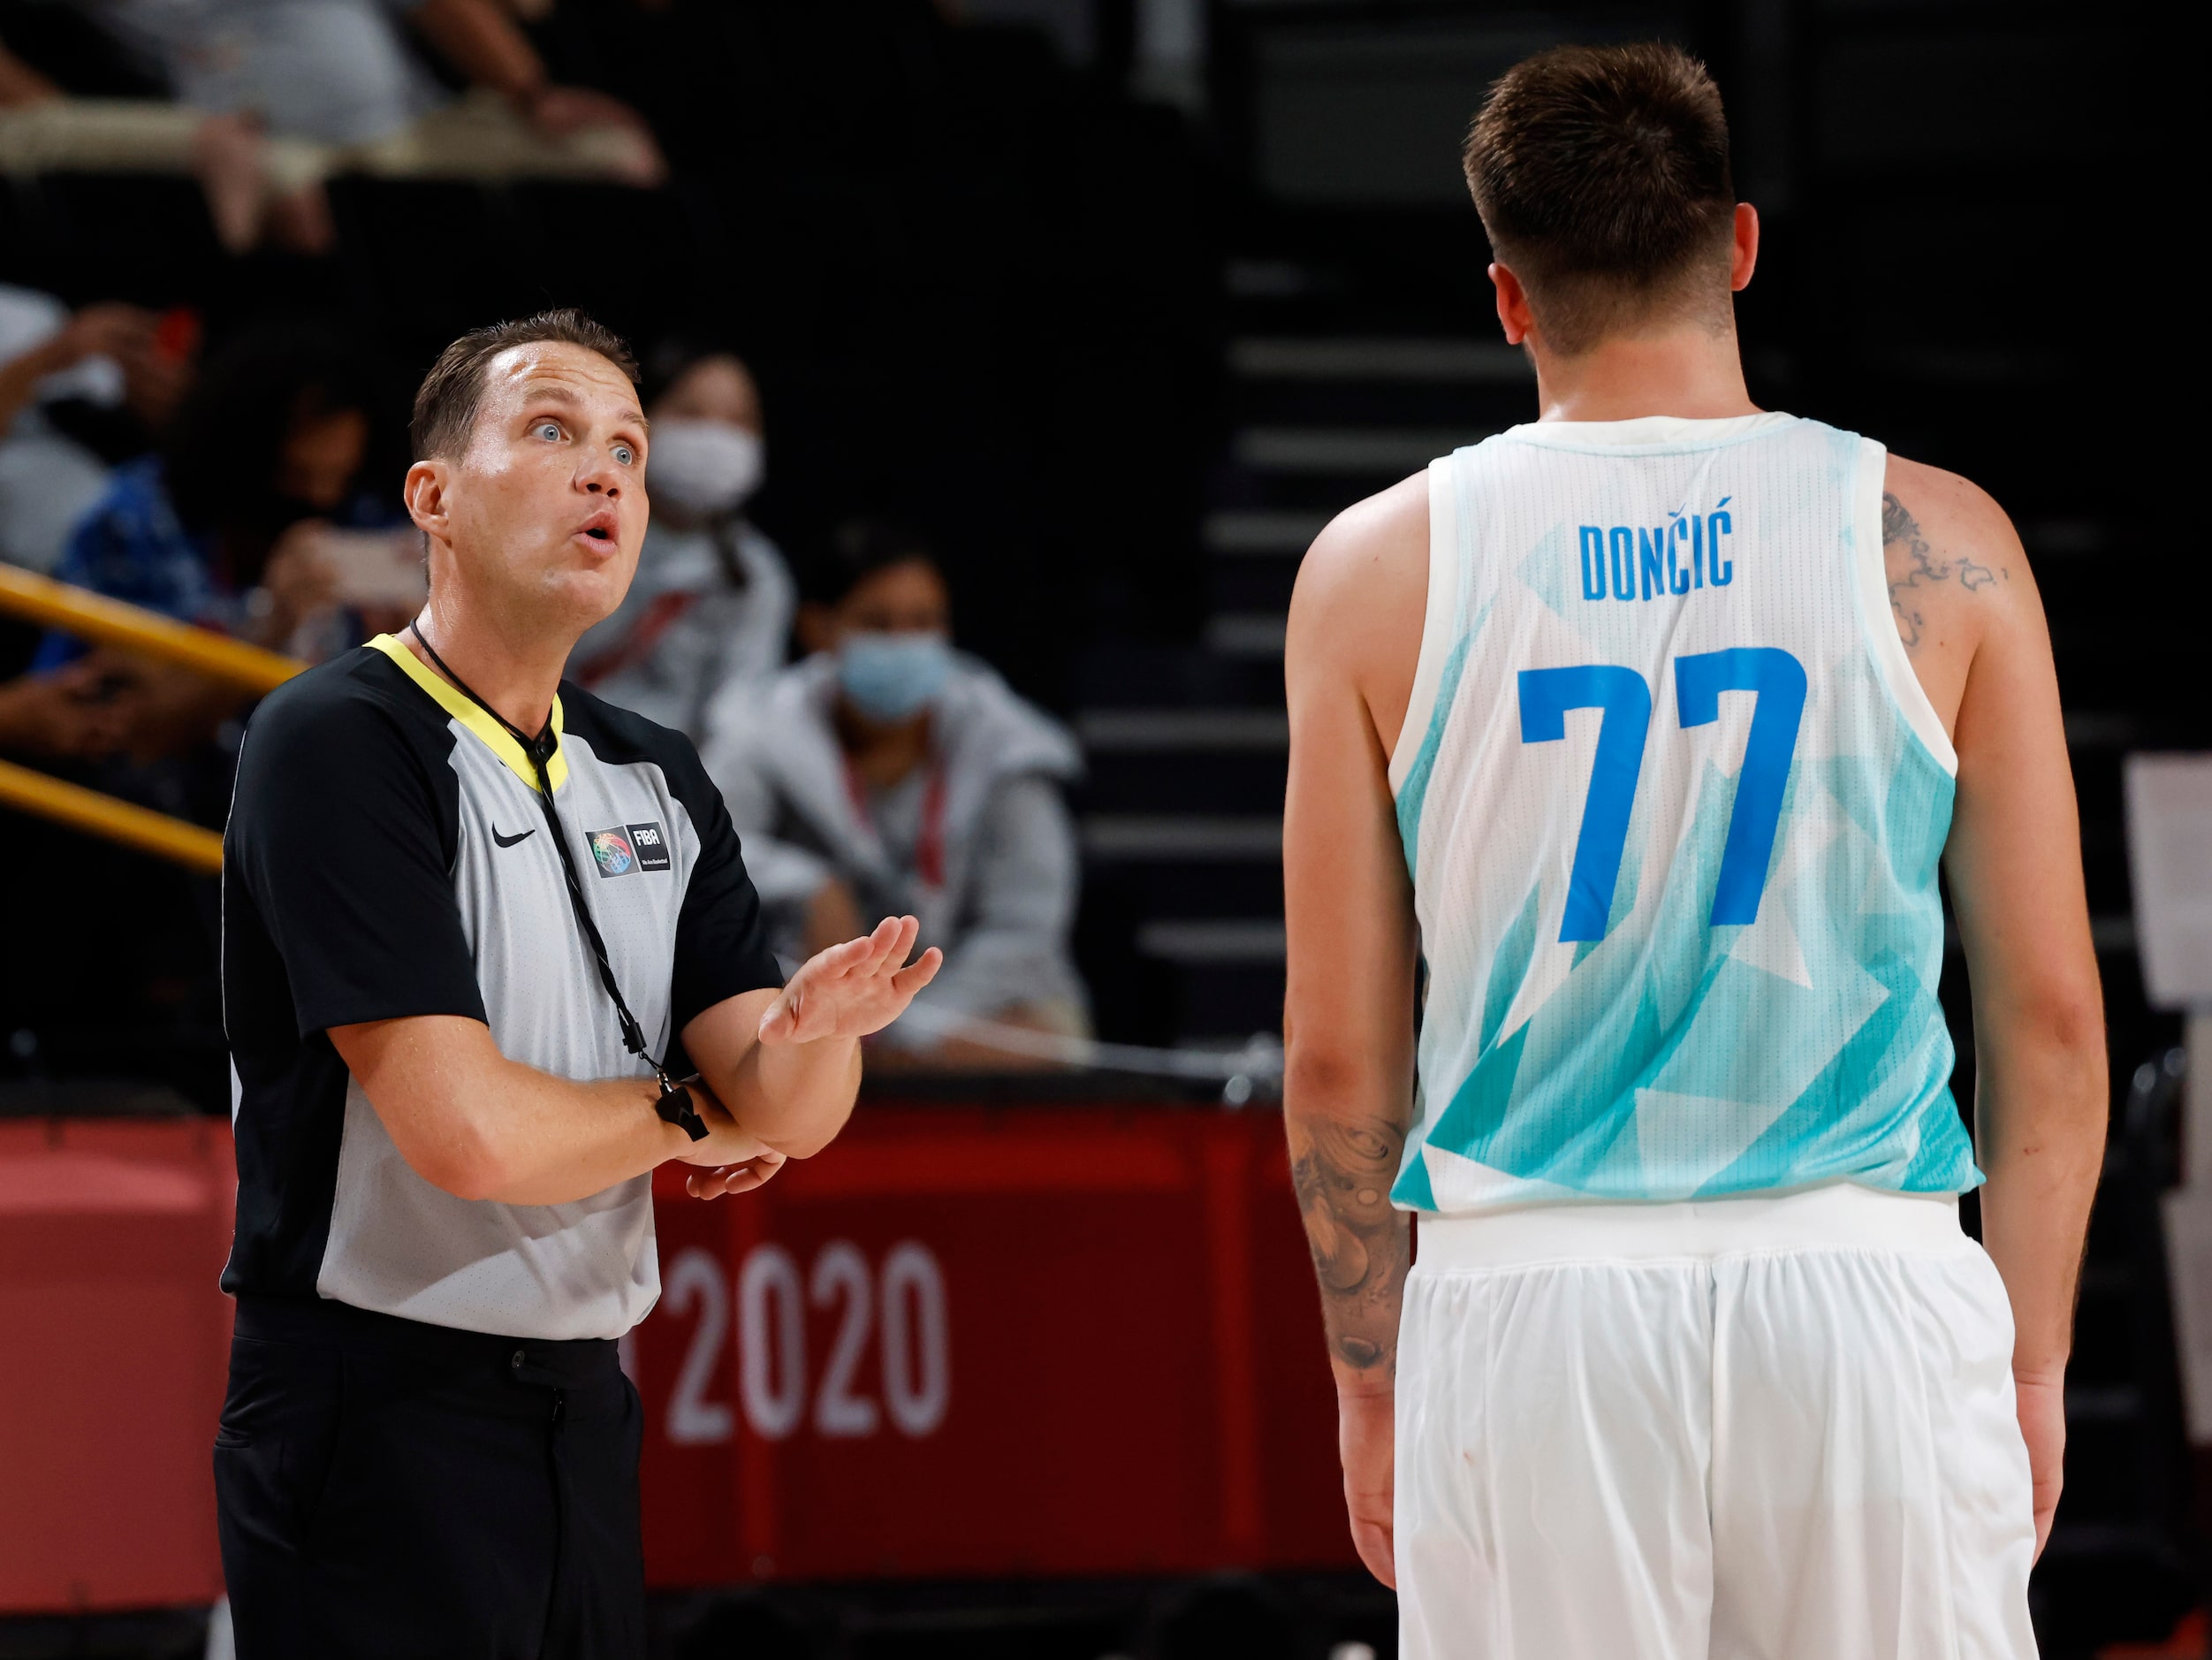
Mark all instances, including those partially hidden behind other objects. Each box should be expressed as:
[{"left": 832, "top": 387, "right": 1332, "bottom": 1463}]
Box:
[
  {"left": 1285, "top": 470, "right": 1429, "bottom": 755},
  {"left": 1881, "top": 453, "right": 2043, "bottom": 728}
]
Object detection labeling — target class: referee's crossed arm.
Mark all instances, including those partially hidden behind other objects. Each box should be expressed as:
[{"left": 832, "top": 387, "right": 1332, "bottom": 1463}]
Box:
[{"left": 213, "top": 310, "right": 939, "bottom": 1660}]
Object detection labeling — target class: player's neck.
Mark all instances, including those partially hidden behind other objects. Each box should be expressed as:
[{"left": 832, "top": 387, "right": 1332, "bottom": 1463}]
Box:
[
  {"left": 406, "top": 590, "right": 576, "bottom": 739},
  {"left": 1530, "top": 324, "right": 1759, "bottom": 424}
]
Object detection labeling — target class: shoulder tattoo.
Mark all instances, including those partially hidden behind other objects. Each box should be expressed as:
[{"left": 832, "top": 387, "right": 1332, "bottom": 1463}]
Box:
[{"left": 1883, "top": 491, "right": 2005, "bottom": 652}]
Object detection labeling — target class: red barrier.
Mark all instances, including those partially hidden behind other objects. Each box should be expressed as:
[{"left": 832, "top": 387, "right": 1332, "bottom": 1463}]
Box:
[
  {"left": 0, "top": 1118, "right": 234, "bottom": 1612},
  {"left": 634, "top": 1102, "right": 1354, "bottom": 1586},
  {"left": 0, "top": 1102, "right": 1352, "bottom": 1612}
]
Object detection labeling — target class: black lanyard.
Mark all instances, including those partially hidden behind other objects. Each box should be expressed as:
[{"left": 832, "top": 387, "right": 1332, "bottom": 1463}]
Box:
[{"left": 407, "top": 623, "right": 707, "bottom": 1138}]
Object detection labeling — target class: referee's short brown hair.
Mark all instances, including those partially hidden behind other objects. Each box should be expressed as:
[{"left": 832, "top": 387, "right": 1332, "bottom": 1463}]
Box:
[
  {"left": 411, "top": 309, "right": 640, "bottom": 461},
  {"left": 1463, "top": 42, "right": 1737, "bottom": 354}
]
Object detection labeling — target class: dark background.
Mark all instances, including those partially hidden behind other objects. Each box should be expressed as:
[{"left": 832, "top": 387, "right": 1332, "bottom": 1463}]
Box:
[{"left": 0, "top": 1, "right": 2196, "bottom": 1652}]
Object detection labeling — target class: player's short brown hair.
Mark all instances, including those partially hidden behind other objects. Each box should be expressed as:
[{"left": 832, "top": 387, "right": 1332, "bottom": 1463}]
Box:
[
  {"left": 1463, "top": 42, "right": 1736, "bottom": 354},
  {"left": 410, "top": 308, "right": 640, "bottom": 461}
]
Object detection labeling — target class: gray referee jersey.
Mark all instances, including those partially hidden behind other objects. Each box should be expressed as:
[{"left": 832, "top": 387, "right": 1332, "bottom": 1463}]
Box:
[{"left": 222, "top": 635, "right": 782, "bottom": 1340}]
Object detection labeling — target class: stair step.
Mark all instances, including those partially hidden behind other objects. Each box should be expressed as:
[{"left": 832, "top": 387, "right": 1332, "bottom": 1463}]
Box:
[
  {"left": 1075, "top": 643, "right": 1287, "bottom": 710},
  {"left": 1229, "top": 336, "right": 1530, "bottom": 385},
  {"left": 1204, "top": 509, "right": 1330, "bottom": 556},
  {"left": 1205, "top": 613, "right": 1289, "bottom": 658},
  {"left": 1082, "top": 815, "right": 1282, "bottom": 860},
  {"left": 1078, "top": 709, "right": 1289, "bottom": 752},
  {"left": 1136, "top": 918, "right": 1288, "bottom": 965},
  {"left": 1234, "top": 426, "right": 1490, "bottom": 476}
]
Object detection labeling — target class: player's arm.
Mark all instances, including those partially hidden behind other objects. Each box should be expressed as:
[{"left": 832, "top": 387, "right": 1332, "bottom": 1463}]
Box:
[
  {"left": 1892, "top": 457, "right": 2108, "bottom": 1559},
  {"left": 1283, "top": 475, "right": 1427, "bottom": 1588},
  {"left": 331, "top": 1016, "right": 775, "bottom": 1206}
]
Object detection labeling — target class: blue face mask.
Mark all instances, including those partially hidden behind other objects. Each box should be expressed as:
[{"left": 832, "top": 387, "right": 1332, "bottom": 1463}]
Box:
[{"left": 837, "top": 631, "right": 953, "bottom": 723}]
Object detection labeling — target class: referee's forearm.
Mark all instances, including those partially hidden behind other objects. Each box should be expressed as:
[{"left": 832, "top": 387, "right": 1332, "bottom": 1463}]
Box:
[
  {"left": 338, "top": 1015, "right": 696, "bottom": 1207},
  {"left": 729, "top": 1035, "right": 862, "bottom": 1160},
  {"left": 467, "top": 1074, "right": 695, "bottom": 1207}
]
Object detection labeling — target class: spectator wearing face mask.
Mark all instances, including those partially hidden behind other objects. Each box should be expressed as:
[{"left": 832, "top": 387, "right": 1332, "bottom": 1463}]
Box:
[
  {"left": 700, "top": 521, "right": 1088, "bottom": 1067},
  {"left": 566, "top": 344, "right": 793, "bottom": 741}
]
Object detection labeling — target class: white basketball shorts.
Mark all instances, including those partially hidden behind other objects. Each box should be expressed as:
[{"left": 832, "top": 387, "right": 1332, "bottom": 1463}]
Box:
[{"left": 1395, "top": 1182, "right": 2038, "bottom": 1659}]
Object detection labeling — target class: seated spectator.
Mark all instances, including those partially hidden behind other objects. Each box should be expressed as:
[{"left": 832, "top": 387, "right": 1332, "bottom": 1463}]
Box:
[
  {"left": 566, "top": 342, "right": 794, "bottom": 741},
  {"left": 0, "top": 29, "right": 314, "bottom": 252},
  {"left": 0, "top": 0, "right": 662, "bottom": 255},
  {"left": 701, "top": 521, "right": 1088, "bottom": 1068},
  {"left": 26, "top": 323, "right": 399, "bottom": 759},
  {"left": 0, "top": 285, "right": 186, "bottom": 575}
]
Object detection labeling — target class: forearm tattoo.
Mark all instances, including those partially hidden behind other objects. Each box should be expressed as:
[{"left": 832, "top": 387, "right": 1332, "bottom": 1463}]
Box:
[
  {"left": 1289, "top": 1116, "right": 1410, "bottom": 1374},
  {"left": 1883, "top": 491, "right": 2004, "bottom": 652}
]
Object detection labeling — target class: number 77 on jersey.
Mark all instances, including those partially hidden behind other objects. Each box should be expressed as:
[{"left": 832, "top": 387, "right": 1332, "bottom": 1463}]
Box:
[{"left": 1518, "top": 646, "right": 1808, "bottom": 944}]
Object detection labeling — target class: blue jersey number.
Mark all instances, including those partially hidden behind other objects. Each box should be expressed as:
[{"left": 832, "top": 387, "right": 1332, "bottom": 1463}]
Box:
[
  {"left": 1518, "top": 649, "right": 1807, "bottom": 942},
  {"left": 1675, "top": 648, "right": 1808, "bottom": 925},
  {"left": 1517, "top": 666, "right": 1653, "bottom": 942}
]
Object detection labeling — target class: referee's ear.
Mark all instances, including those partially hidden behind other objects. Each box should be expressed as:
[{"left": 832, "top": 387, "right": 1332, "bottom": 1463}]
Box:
[{"left": 406, "top": 459, "right": 452, "bottom": 555}]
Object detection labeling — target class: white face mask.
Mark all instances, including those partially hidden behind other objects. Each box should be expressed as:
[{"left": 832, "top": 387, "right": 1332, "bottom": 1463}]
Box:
[{"left": 646, "top": 418, "right": 764, "bottom": 517}]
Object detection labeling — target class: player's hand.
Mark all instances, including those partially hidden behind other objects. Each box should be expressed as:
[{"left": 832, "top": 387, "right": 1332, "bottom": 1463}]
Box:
[
  {"left": 757, "top": 915, "right": 943, "bottom": 1047},
  {"left": 2015, "top": 1367, "right": 2064, "bottom": 1559},
  {"left": 1339, "top": 1386, "right": 1396, "bottom": 1588}
]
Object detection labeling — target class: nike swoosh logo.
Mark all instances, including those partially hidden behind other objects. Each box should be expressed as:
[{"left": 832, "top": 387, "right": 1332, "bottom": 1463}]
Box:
[{"left": 492, "top": 826, "right": 536, "bottom": 849}]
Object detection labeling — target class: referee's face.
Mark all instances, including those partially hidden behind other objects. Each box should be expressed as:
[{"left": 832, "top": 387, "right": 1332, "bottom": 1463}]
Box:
[{"left": 429, "top": 342, "right": 651, "bottom": 634}]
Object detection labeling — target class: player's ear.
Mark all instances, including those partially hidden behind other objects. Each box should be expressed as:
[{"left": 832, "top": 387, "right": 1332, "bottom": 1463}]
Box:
[
  {"left": 1489, "top": 261, "right": 1535, "bottom": 346},
  {"left": 1729, "top": 202, "right": 1760, "bottom": 293}
]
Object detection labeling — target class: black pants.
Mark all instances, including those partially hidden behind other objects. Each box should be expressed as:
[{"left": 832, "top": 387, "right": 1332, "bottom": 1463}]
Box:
[{"left": 214, "top": 1295, "right": 647, "bottom": 1659}]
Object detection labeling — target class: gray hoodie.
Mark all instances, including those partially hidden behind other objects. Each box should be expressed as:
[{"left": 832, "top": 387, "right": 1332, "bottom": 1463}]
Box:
[{"left": 698, "top": 651, "right": 1087, "bottom": 1041}]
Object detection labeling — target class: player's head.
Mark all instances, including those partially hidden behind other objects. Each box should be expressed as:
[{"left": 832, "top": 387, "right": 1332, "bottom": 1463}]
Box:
[
  {"left": 1464, "top": 43, "right": 1747, "bottom": 358},
  {"left": 404, "top": 309, "right": 648, "bottom": 636}
]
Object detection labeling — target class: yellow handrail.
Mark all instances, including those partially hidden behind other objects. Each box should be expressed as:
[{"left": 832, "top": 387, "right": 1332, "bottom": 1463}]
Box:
[
  {"left": 0, "top": 757, "right": 224, "bottom": 873},
  {"left": 0, "top": 564, "right": 304, "bottom": 692},
  {"left": 0, "top": 566, "right": 301, "bottom": 871}
]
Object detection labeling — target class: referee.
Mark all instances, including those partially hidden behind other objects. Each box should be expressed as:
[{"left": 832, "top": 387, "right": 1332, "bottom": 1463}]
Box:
[{"left": 215, "top": 310, "right": 939, "bottom": 1657}]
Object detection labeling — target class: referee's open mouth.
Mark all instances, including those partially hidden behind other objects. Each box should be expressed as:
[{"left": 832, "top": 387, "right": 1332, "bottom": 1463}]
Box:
[{"left": 574, "top": 508, "right": 620, "bottom": 553}]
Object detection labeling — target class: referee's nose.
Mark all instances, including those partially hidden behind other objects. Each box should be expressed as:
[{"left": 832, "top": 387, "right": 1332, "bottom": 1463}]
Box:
[{"left": 577, "top": 453, "right": 626, "bottom": 501}]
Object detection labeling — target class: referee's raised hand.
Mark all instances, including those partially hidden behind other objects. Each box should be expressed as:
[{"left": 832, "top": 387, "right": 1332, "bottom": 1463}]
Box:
[{"left": 758, "top": 914, "right": 943, "bottom": 1047}]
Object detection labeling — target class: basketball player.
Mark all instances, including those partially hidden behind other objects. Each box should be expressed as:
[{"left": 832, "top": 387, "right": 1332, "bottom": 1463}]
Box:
[{"left": 1281, "top": 43, "right": 2104, "bottom": 1657}]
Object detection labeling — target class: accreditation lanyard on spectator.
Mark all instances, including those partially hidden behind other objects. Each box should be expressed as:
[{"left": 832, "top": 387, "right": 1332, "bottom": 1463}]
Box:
[
  {"left": 406, "top": 623, "right": 708, "bottom": 1141},
  {"left": 841, "top": 756, "right": 947, "bottom": 892}
]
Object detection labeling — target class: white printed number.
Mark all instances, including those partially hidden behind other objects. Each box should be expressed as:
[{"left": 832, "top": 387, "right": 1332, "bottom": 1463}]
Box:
[{"left": 664, "top": 1241, "right": 950, "bottom": 1446}]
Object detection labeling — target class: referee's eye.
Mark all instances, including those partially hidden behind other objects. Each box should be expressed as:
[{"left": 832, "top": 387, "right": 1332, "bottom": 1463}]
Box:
[
  {"left": 533, "top": 421, "right": 562, "bottom": 442},
  {"left": 612, "top": 443, "right": 636, "bottom": 468}
]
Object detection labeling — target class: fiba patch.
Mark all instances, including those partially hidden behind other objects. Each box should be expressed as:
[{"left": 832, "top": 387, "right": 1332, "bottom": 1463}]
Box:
[{"left": 589, "top": 821, "right": 672, "bottom": 877}]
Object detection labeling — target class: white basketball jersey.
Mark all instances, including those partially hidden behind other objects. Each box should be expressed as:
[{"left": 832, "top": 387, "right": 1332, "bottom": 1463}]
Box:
[{"left": 1389, "top": 412, "right": 1977, "bottom": 1215}]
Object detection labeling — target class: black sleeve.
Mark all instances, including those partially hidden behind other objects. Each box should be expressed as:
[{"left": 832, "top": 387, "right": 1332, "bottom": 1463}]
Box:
[
  {"left": 667, "top": 739, "right": 785, "bottom": 1031},
  {"left": 227, "top": 671, "right": 488, "bottom": 1039}
]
